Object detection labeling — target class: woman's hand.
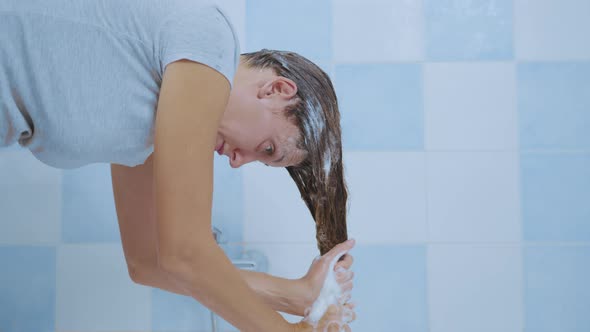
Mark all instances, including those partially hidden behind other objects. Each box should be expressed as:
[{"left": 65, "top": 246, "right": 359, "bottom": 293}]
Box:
[
  {"left": 291, "top": 303, "right": 357, "bottom": 332},
  {"left": 298, "top": 239, "right": 356, "bottom": 313}
]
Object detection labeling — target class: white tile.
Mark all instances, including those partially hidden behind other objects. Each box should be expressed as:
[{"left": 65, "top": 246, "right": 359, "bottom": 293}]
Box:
[
  {"left": 515, "top": 0, "right": 590, "bottom": 60},
  {"left": 427, "top": 244, "right": 523, "bottom": 332},
  {"left": 427, "top": 152, "right": 521, "bottom": 242},
  {"left": 333, "top": 0, "right": 424, "bottom": 62},
  {"left": 56, "top": 244, "right": 151, "bottom": 331},
  {"left": 0, "top": 150, "right": 61, "bottom": 244},
  {"left": 213, "top": 0, "right": 246, "bottom": 51},
  {"left": 424, "top": 62, "right": 518, "bottom": 151},
  {"left": 243, "top": 162, "right": 317, "bottom": 243},
  {"left": 344, "top": 152, "right": 428, "bottom": 244}
]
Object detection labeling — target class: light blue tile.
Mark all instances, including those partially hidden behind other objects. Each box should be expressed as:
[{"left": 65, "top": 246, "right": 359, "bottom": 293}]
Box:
[
  {"left": 56, "top": 244, "right": 151, "bottom": 331},
  {"left": 515, "top": 0, "right": 590, "bottom": 60},
  {"left": 425, "top": 0, "right": 513, "bottom": 61},
  {"left": 334, "top": 64, "right": 424, "bottom": 150},
  {"left": 61, "top": 164, "right": 120, "bottom": 243},
  {"left": 245, "top": 0, "right": 332, "bottom": 63},
  {"left": 0, "top": 150, "right": 61, "bottom": 245},
  {"left": 0, "top": 246, "right": 56, "bottom": 332},
  {"left": 212, "top": 154, "right": 243, "bottom": 245},
  {"left": 424, "top": 62, "right": 518, "bottom": 150},
  {"left": 152, "top": 289, "right": 211, "bottom": 332},
  {"left": 349, "top": 245, "right": 429, "bottom": 332},
  {"left": 524, "top": 246, "right": 590, "bottom": 332},
  {"left": 427, "top": 152, "right": 521, "bottom": 242},
  {"left": 344, "top": 152, "right": 428, "bottom": 243},
  {"left": 243, "top": 162, "right": 317, "bottom": 243},
  {"left": 333, "top": 0, "right": 424, "bottom": 62},
  {"left": 0, "top": 143, "right": 23, "bottom": 151},
  {"left": 521, "top": 153, "right": 590, "bottom": 241},
  {"left": 428, "top": 244, "right": 523, "bottom": 332},
  {"left": 518, "top": 62, "right": 590, "bottom": 149}
]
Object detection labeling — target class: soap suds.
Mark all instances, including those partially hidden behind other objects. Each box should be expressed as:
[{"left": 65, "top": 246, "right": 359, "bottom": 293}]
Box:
[{"left": 302, "top": 250, "right": 354, "bottom": 331}]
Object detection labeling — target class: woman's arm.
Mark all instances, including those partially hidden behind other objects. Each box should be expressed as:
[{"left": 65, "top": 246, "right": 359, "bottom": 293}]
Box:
[
  {"left": 132, "top": 264, "right": 309, "bottom": 316},
  {"left": 236, "top": 270, "right": 309, "bottom": 316},
  {"left": 152, "top": 59, "right": 291, "bottom": 332},
  {"left": 111, "top": 153, "right": 311, "bottom": 316}
]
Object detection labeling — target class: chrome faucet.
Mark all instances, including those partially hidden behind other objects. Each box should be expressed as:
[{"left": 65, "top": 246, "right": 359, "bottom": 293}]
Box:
[{"left": 212, "top": 226, "right": 225, "bottom": 244}]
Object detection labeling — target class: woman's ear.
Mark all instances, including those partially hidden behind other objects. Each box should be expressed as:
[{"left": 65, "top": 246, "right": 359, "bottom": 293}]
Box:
[{"left": 258, "top": 77, "right": 297, "bottom": 99}]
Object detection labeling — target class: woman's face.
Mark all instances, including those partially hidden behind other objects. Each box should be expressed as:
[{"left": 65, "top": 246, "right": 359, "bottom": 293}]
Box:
[{"left": 215, "top": 65, "right": 306, "bottom": 168}]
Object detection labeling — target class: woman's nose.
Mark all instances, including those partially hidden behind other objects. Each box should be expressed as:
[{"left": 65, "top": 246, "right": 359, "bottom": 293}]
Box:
[{"left": 229, "top": 149, "right": 255, "bottom": 168}]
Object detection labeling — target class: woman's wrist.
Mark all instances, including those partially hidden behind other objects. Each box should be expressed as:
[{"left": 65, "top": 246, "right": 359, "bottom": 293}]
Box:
[
  {"left": 290, "top": 277, "right": 314, "bottom": 316},
  {"left": 238, "top": 270, "right": 312, "bottom": 316},
  {"left": 264, "top": 276, "right": 311, "bottom": 316}
]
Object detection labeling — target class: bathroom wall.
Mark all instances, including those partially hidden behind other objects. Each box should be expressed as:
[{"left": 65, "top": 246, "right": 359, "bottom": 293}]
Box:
[{"left": 1, "top": 0, "right": 590, "bottom": 331}]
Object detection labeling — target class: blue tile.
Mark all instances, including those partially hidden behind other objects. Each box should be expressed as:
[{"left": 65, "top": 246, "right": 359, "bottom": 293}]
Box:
[
  {"left": 0, "top": 150, "right": 62, "bottom": 244},
  {"left": 152, "top": 288, "right": 212, "bottom": 331},
  {"left": 245, "top": 0, "right": 332, "bottom": 63},
  {"left": 61, "top": 164, "right": 120, "bottom": 243},
  {"left": 349, "top": 244, "right": 429, "bottom": 332},
  {"left": 212, "top": 154, "right": 243, "bottom": 245},
  {"left": 518, "top": 62, "right": 590, "bottom": 149},
  {"left": 0, "top": 143, "right": 23, "bottom": 151},
  {"left": 335, "top": 64, "right": 424, "bottom": 150},
  {"left": 0, "top": 246, "right": 56, "bottom": 332},
  {"left": 425, "top": 0, "right": 513, "bottom": 61},
  {"left": 524, "top": 246, "right": 590, "bottom": 332},
  {"left": 521, "top": 153, "right": 590, "bottom": 242},
  {"left": 56, "top": 245, "right": 151, "bottom": 331}
]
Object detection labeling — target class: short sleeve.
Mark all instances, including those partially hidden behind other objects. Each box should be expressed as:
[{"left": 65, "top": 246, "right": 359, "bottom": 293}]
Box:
[{"left": 157, "top": 4, "right": 240, "bottom": 88}]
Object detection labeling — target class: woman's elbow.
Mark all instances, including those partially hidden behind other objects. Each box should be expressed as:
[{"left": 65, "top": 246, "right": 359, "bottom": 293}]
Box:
[
  {"left": 156, "top": 241, "right": 215, "bottom": 279},
  {"left": 126, "top": 262, "right": 152, "bottom": 285},
  {"left": 157, "top": 233, "right": 219, "bottom": 279}
]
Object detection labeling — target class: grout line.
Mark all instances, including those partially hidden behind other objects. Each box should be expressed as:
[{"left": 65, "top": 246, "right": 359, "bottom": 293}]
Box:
[
  {"left": 513, "top": 10, "right": 527, "bottom": 324},
  {"left": 221, "top": 241, "right": 590, "bottom": 246},
  {"left": 423, "top": 61, "right": 433, "bottom": 332},
  {"left": 342, "top": 149, "right": 590, "bottom": 153}
]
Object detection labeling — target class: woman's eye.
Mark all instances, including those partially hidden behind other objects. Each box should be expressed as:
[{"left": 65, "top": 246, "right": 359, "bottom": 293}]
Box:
[{"left": 265, "top": 145, "right": 274, "bottom": 155}]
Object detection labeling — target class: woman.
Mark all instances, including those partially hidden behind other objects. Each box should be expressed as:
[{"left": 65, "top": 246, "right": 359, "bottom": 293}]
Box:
[{"left": 1, "top": 0, "right": 355, "bottom": 330}]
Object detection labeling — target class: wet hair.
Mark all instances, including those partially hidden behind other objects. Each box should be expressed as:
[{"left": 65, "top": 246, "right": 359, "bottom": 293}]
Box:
[{"left": 241, "top": 49, "right": 348, "bottom": 256}]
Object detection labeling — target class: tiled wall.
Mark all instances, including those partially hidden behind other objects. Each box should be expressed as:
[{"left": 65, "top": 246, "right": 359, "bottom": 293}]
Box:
[{"left": 1, "top": 0, "right": 589, "bottom": 331}]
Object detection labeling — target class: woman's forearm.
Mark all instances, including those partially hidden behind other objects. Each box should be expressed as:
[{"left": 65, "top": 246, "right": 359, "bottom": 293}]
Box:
[
  {"left": 159, "top": 241, "right": 293, "bottom": 332},
  {"left": 239, "top": 270, "right": 308, "bottom": 316},
  {"left": 136, "top": 263, "right": 308, "bottom": 316}
]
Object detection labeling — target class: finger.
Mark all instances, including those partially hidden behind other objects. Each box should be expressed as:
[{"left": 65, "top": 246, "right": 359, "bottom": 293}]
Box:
[
  {"left": 327, "top": 322, "right": 342, "bottom": 332},
  {"left": 340, "top": 280, "right": 353, "bottom": 292},
  {"left": 327, "top": 304, "right": 339, "bottom": 315},
  {"left": 336, "top": 270, "right": 354, "bottom": 283},
  {"left": 343, "top": 303, "right": 357, "bottom": 323},
  {"left": 335, "top": 254, "right": 354, "bottom": 270},
  {"left": 344, "top": 325, "right": 352, "bottom": 332},
  {"left": 339, "top": 292, "right": 352, "bottom": 304},
  {"left": 325, "top": 239, "right": 356, "bottom": 263}
]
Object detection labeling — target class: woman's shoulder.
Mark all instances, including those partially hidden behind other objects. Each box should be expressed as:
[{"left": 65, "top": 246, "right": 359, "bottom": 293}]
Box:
[{"left": 157, "top": 1, "right": 241, "bottom": 88}]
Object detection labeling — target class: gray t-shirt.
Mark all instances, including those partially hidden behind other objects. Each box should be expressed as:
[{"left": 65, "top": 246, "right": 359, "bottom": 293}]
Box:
[{"left": 0, "top": 0, "right": 240, "bottom": 169}]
